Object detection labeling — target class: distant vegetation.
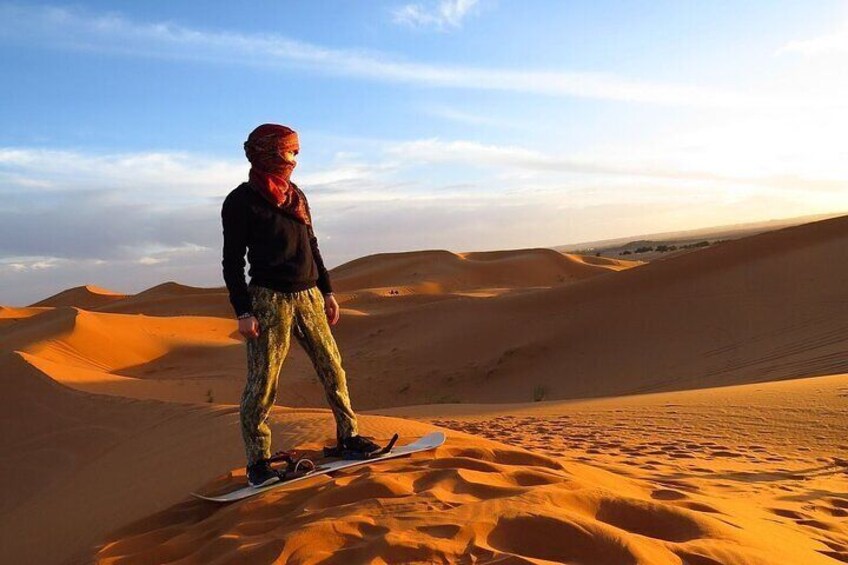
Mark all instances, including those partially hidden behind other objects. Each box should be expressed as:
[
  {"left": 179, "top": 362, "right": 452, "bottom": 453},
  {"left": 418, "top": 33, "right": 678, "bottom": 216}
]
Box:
[
  {"left": 569, "top": 238, "right": 730, "bottom": 258},
  {"left": 618, "top": 239, "right": 727, "bottom": 256},
  {"left": 533, "top": 385, "right": 548, "bottom": 402}
]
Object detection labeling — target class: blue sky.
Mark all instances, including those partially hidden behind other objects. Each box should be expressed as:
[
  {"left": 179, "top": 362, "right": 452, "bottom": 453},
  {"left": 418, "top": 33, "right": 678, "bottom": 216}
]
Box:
[{"left": 1, "top": 1, "right": 847, "bottom": 304}]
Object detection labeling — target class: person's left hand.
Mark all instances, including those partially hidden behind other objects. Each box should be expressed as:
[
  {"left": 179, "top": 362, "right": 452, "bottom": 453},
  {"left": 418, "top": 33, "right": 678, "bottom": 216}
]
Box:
[{"left": 324, "top": 293, "right": 340, "bottom": 326}]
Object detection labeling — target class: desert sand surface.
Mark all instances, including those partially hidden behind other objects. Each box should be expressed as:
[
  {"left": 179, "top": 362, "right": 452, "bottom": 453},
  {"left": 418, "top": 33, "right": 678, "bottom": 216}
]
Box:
[
  {"left": 380, "top": 373, "right": 848, "bottom": 562},
  {"left": 87, "top": 374, "right": 848, "bottom": 565},
  {"left": 330, "top": 248, "right": 639, "bottom": 293},
  {"left": 1, "top": 215, "right": 847, "bottom": 563},
  {"left": 0, "top": 305, "right": 52, "bottom": 327},
  {"left": 7, "top": 216, "right": 845, "bottom": 410}
]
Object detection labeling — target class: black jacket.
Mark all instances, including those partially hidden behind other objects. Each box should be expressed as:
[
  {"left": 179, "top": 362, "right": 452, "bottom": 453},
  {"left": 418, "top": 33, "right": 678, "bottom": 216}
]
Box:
[{"left": 221, "top": 181, "right": 333, "bottom": 317}]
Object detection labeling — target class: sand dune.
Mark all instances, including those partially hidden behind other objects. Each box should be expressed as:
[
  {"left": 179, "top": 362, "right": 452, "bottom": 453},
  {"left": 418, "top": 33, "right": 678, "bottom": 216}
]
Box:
[
  {"left": 327, "top": 247, "right": 641, "bottom": 319},
  {"left": 27, "top": 281, "right": 235, "bottom": 318},
  {"left": 6, "top": 216, "right": 846, "bottom": 411},
  {"left": 380, "top": 372, "right": 848, "bottom": 564},
  {"left": 94, "top": 281, "right": 236, "bottom": 318},
  {"left": 0, "top": 305, "right": 255, "bottom": 404},
  {"left": 0, "top": 305, "right": 52, "bottom": 327},
  {"left": 81, "top": 250, "right": 628, "bottom": 319},
  {"left": 0, "top": 302, "right": 319, "bottom": 405},
  {"left": 0, "top": 246, "right": 645, "bottom": 406},
  {"left": 5, "top": 348, "right": 846, "bottom": 564},
  {"left": 0, "top": 306, "right": 233, "bottom": 375},
  {"left": 28, "top": 284, "right": 127, "bottom": 309},
  {"left": 331, "top": 248, "right": 639, "bottom": 294},
  {"left": 322, "top": 214, "right": 848, "bottom": 407},
  {"left": 0, "top": 349, "right": 231, "bottom": 564},
  {"left": 0, "top": 347, "right": 436, "bottom": 564}
]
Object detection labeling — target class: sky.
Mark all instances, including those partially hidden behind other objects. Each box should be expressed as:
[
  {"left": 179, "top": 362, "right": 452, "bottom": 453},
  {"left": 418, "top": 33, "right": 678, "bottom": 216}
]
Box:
[{"left": 1, "top": 0, "right": 847, "bottom": 305}]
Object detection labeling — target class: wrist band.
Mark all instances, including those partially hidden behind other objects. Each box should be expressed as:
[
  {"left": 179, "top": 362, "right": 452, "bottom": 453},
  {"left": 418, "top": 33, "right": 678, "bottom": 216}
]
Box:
[{"left": 237, "top": 312, "right": 253, "bottom": 319}]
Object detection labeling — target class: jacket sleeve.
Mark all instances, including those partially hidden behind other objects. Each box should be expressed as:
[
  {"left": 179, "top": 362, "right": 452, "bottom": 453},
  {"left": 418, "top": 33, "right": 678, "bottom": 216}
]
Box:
[
  {"left": 221, "top": 193, "right": 252, "bottom": 317},
  {"left": 308, "top": 224, "right": 334, "bottom": 294},
  {"left": 304, "top": 196, "right": 334, "bottom": 295}
]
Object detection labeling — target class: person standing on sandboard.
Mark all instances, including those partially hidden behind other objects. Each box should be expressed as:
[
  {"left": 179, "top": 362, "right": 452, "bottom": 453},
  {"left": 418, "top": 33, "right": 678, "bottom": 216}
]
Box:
[{"left": 221, "top": 123, "right": 382, "bottom": 488}]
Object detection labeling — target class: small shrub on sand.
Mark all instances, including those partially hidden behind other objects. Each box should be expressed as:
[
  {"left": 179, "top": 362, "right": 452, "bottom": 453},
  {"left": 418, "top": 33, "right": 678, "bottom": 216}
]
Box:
[{"left": 533, "top": 385, "right": 547, "bottom": 402}]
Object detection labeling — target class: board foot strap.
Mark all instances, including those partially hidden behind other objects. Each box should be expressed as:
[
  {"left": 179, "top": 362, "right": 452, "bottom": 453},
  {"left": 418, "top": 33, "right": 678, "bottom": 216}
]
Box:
[{"left": 323, "top": 433, "right": 400, "bottom": 460}]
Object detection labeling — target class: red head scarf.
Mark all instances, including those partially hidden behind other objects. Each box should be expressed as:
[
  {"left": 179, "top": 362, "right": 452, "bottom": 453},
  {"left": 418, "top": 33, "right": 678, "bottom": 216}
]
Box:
[{"left": 243, "top": 123, "right": 311, "bottom": 225}]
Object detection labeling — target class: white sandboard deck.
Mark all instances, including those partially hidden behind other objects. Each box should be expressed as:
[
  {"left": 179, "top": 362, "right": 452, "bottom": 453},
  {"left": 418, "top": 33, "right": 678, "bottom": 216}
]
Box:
[{"left": 192, "top": 431, "right": 446, "bottom": 503}]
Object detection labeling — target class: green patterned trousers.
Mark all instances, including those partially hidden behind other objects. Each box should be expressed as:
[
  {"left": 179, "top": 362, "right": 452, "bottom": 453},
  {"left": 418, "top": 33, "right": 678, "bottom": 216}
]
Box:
[{"left": 241, "top": 284, "right": 359, "bottom": 466}]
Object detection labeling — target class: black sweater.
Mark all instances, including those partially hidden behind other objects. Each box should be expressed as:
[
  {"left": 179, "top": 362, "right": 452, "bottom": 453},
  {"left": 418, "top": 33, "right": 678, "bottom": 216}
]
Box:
[{"left": 221, "top": 182, "right": 333, "bottom": 317}]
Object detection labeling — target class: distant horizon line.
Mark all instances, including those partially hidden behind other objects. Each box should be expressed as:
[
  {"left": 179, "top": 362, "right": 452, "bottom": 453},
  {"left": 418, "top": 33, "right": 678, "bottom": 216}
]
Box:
[{"left": 12, "top": 208, "right": 844, "bottom": 307}]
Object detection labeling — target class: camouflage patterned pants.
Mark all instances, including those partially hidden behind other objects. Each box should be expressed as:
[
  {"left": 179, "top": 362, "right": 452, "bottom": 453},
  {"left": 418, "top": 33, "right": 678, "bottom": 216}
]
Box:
[{"left": 240, "top": 284, "right": 359, "bottom": 466}]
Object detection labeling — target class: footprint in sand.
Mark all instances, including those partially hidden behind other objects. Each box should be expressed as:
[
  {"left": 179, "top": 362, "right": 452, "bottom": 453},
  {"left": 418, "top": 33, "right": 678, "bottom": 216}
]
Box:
[{"left": 651, "top": 489, "right": 688, "bottom": 501}]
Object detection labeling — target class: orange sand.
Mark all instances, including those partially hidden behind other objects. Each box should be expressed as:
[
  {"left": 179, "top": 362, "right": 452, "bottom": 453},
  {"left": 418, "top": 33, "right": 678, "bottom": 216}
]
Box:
[{"left": 0, "top": 218, "right": 846, "bottom": 564}]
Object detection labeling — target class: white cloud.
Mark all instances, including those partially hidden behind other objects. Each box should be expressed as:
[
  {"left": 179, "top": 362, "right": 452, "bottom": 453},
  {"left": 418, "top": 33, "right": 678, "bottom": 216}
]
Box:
[
  {"left": 393, "top": 0, "right": 482, "bottom": 30},
  {"left": 0, "top": 256, "right": 61, "bottom": 273},
  {"left": 5, "top": 128, "right": 846, "bottom": 215},
  {"left": 297, "top": 157, "right": 399, "bottom": 191},
  {"left": 780, "top": 24, "right": 848, "bottom": 55},
  {"left": 420, "top": 105, "right": 527, "bottom": 129},
  {"left": 1, "top": 139, "right": 845, "bottom": 306},
  {"left": 0, "top": 4, "right": 811, "bottom": 109},
  {"left": 381, "top": 136, "right": 848, "bottom": 192},
  {"left": 0, "top": 147, "right": 244, "bottom": 202},
  {"left": 1, "top": 127, "right": 845, "bottom": 306}
]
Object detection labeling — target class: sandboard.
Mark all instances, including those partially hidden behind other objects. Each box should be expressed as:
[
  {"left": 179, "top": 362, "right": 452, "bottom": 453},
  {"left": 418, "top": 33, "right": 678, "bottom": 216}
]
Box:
[{"left": 192, "top": 431, "right": 446, "bottom": 503}]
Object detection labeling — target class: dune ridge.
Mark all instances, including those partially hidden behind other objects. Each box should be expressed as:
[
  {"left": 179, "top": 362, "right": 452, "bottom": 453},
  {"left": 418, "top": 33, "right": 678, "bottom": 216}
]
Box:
[
  {"left": 330, "top": 247, "right": 640, "bottom": 294},
  {"left": 0, "top": 306, "right": 234, "bottom": 375},
  {"left": 29, "top": 284, "right": 127, "bottom": 309},
  {"left": 0, "top": 305, "right": 53, "bottom": 326},
  {"left": 323, "top": 214, "right": 848, "bottom": 407},
  {"left": 6, "top": 216, "right": 846, "bottom": 410},
  {"left": 95, "top": 281, "right": 236, "bottom": 318}
]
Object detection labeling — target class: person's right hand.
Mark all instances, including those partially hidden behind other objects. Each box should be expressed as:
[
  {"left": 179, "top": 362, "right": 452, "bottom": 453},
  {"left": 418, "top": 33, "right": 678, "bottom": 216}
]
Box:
[{"left": 238, "top": 315, "right": 260, "bottom": 339}]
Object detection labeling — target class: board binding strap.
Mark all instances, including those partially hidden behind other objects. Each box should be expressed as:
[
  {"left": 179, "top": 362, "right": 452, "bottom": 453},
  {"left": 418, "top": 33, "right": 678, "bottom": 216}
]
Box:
[
  {"left": 323, "top": 433, "right": 399, "bottom": 460},
  {"left": 191, "top": 431, "right": 446, "bottom": 503}
]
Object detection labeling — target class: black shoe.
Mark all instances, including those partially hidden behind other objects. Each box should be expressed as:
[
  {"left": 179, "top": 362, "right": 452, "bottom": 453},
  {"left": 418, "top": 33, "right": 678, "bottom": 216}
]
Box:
[
  {"left": 341, "top": 434, "right": 382, "bottom": 455},
  {"left": 246, "top": 459, "right": 284, "bottom": 488}
]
